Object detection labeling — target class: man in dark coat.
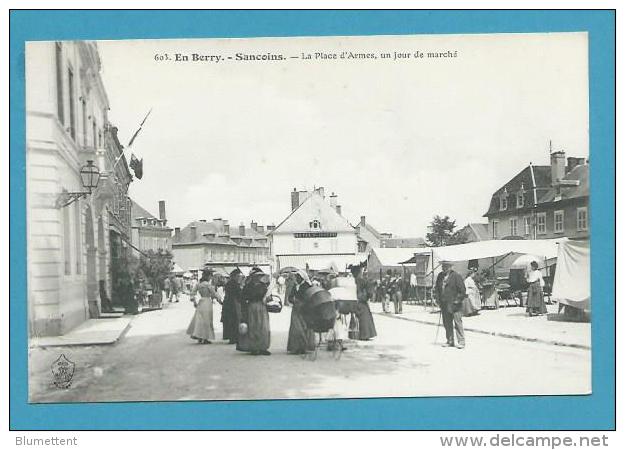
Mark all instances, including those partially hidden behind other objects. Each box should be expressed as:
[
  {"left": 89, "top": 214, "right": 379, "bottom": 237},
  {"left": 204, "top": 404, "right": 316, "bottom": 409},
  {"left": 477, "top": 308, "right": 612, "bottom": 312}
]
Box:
[{"left": 435, "top": 261, "right": 467, "bottom": 349}]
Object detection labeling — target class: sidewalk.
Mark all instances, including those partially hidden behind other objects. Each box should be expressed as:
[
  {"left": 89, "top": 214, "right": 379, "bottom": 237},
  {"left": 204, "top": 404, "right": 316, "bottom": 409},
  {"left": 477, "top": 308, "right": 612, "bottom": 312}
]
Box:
[
  {"left": 371, "top": 302, "right": 590, "bottom": 349},
  {"left": 31, "top": 317, "right": 133, "bottom": 347}
]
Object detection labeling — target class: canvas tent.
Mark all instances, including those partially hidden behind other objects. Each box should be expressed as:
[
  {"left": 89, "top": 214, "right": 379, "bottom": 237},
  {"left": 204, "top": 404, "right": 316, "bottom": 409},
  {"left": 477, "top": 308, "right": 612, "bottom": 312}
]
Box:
[
  {"left": 551, "top": 239, "right": 590, "bottom": 312},
  {"left": 399, "top": 239, "right": 565, "bottom": 280},
  {"left": 367, "top": 247, "right": 429, "bottom": 277}
]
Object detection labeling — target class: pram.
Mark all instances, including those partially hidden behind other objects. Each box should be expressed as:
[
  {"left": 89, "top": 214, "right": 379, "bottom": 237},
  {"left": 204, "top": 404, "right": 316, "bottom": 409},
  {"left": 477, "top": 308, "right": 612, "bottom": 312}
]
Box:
[{"left": 301, "top": 286, "right": 342, "bottom": 360}]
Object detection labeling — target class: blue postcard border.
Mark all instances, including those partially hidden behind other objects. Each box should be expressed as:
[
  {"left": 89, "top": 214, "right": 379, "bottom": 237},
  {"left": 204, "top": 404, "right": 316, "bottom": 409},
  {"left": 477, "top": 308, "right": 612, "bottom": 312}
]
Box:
[{"left": 9, "top": 10, "right": 615, "bottom": 430}]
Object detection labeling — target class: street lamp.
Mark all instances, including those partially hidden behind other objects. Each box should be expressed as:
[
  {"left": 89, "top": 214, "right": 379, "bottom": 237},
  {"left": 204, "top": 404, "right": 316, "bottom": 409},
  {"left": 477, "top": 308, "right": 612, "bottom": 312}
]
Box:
[{"left": 57, "top": 160, "right": 101, "bottom": 208}]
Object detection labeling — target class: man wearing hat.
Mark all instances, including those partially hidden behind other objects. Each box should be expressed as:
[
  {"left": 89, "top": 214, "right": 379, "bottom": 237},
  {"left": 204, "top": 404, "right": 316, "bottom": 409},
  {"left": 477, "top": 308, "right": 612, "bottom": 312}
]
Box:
[{"left": 435, "top": 260, "right": 467, "bottom": 349}]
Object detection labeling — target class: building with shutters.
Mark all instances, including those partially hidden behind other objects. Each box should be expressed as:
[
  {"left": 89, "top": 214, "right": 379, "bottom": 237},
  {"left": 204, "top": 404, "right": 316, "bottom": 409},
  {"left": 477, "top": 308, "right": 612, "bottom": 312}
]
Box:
[
  {"left": 483, "top": 151, "right": 589, "bottom": 240},
  {"left": 270, "top": 187, "right": 358, "bottom": 272},
  {"left": 26, "top": 40, "right": 133, "bottom": 336}
]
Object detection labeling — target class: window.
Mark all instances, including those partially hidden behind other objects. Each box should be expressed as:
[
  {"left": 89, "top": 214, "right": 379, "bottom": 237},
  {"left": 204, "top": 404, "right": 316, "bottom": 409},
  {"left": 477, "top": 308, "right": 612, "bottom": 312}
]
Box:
[
  {"left": 492, "top": 220, "right": 499, "bottom": 238},
  {"left": 499, "top": 189, "right": 508, "bottom": 211},
  {"left": 510, "top": 218, "right": 518, "bottom": 236},
  {"left": 74, "top": 201, "right": 82, "bottom": 274},
  {"left": 554, "top": 210, "right": 564, "bottom": 234},
  {"left": 577, "top": 207, "right": 588, "bottom": 231},
  {"left": 81, "top": 98, "right": 88, "bottom": 146},
  {"left": 516, "top": 192, "right": 524, "bottom": 208},
  {"left": 63, "top": 203, "right": 71, "bottom": 275},
  {"left": 309, "top": 219, "right": 321, "bottom": 230},
  {"left": 92, "top": 119, "right": 97, "bottom": 148},
  {"left": 537, "top": 213, "right": 547, "bottom": 235},
  {"left": 523, "top": 216, "right": 531, "bottom": 236},
  {"left": 67, "top": 67, "right": 76, "bottom": 140},
  {"left": 55, "top": 42, "right": 64, "bottom": 123}
]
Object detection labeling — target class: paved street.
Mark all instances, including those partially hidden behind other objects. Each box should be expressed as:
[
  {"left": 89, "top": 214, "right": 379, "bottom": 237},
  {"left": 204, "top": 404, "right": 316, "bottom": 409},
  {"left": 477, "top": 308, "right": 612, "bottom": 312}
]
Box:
[{"left": 29, "top": 296, "right": 591, "bottom": 403}]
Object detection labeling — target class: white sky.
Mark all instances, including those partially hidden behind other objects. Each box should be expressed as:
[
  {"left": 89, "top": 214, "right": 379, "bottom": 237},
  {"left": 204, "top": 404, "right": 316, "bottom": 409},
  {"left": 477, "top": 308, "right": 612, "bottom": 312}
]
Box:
[{"left": 97, "top": 32, "right": 588, "bottom": 237}]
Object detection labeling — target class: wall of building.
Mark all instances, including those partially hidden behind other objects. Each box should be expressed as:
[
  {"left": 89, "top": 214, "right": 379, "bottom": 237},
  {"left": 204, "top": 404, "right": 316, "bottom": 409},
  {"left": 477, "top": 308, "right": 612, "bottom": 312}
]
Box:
[
  {"left": 272, "top": 232, "right": 357, "bottom": 256},
  {"left": 488, "top": 199, "right": 589, "bottom": 240},
  {"left": 26, "top": 41, "right": 121, "bottom": 336}
]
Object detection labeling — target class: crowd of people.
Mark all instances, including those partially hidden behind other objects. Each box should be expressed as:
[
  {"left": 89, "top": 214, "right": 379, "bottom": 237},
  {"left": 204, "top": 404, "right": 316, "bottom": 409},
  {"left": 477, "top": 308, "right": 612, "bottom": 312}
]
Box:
[{"left": 179, "top": 264, "right": 378, "bottom": 357}]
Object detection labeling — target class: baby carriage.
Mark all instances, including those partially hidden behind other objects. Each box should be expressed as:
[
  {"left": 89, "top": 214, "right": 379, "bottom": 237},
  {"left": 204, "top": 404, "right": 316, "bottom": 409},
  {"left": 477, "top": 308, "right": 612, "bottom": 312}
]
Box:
[{"left": 301, "top": 286, "right": 342, "bottom": 360}]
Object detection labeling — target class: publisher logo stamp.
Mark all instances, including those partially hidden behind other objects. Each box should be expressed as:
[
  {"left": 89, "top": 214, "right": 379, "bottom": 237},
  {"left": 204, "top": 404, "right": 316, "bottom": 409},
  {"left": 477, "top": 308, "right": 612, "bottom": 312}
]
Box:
[{"left": 51, "top": 354, "right": 75, "bottom": 389}]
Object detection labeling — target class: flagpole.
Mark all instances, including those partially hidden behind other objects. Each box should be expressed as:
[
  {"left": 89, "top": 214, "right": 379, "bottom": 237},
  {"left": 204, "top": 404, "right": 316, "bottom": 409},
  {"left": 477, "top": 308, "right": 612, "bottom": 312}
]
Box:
[{"left": 112, "top": 108, "right": 152, "bottom": 171}]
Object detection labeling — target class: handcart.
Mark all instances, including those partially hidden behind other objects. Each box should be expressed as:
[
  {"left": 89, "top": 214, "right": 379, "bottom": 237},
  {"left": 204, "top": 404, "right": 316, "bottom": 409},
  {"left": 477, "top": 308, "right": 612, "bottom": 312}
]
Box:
[{"left": 301, "top": 286, "right": 342, "bottom": 360}]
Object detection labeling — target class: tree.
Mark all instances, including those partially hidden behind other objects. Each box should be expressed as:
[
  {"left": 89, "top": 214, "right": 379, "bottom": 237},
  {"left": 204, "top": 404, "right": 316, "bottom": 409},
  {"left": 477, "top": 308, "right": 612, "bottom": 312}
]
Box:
[
  {"left": 426, "top": 215, "right": 468, "bottom": 247},
  {"left": 138, "top": 249, "right": 173, "bottom": 292}
]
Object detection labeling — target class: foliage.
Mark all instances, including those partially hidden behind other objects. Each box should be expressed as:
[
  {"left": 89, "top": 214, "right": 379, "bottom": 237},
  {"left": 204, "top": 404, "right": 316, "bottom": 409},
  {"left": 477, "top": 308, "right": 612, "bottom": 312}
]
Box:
[
  {"left": 138, "top": 249, "right": 173, "bottom": 292},
  {"left": 425, "top": 215, "right": 468, "bottom": 247},
  {"left": 110, "top": 251, "right": 141, "bottom": 310}
]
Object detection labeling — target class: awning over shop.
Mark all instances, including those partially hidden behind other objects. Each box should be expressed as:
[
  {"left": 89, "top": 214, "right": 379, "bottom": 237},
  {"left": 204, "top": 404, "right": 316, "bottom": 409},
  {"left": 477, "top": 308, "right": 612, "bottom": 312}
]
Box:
[
  {"left": 370, "top": 247, "right": 428, "bottom": 267},
  {"left": 551, "top": 239, "right": 590, "bottom": 311},
  {"left": 399, "top": 239, "right": 566, "bottom": 264},
  {"left": 276, "top": 254, "right": 356, "bottom": 272}
]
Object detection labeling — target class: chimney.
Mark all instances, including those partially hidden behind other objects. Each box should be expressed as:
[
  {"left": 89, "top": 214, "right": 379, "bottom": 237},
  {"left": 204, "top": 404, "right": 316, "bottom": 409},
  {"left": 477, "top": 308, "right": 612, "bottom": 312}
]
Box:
[
  {"left": 336, "top": 205, "right": 342, "bottom": 215},
  {"left": 291, "top": 188, "right": 299, "bottom": 211},
  {"left": 190, "top": 226, "right": 197, "bottom": 241},
  {"left": 174, "top": 227, "right": 181, "bottom": 240},
  {"left": 158, "top": 200, "right": 166, "bottom": 222},
  {"left": 329, "top": 192, "right": 338, "bottom": 208},
  {"left": 550, "top": 151, "right": 566, "bottom": 186},
  {"left": 239, "top": 224, "right": 246, "bottom": 236},
  {"left": 251, "top": 221, "right": 258, "bottom": 232},
  {"left": 223, "top": 224, "right": 230, "bottom": 235},
  {"left": 566, "top": 156, "right": 586, "bottom": 173},
  {"left": 315, "top": 186, "right": 325, "bottom": 198},
  {"left": 257, "top": 225, "right": 265, "bottom": 234},
  {"left": 360, "top": 216, "right": 366, "bottom": 227}
]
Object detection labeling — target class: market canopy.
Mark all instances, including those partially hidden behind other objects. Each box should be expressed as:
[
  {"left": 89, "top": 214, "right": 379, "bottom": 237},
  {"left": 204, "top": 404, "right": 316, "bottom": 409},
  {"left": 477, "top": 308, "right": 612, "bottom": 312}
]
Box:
[
  {"left": 369, "top": 247, "right": 430, "bottom": 267},
  {"left": 551, "top": 239, "right": 590, "bottom": 311},
  {"left": 399, "top": 239, "right": 566, "bottom": 264}
]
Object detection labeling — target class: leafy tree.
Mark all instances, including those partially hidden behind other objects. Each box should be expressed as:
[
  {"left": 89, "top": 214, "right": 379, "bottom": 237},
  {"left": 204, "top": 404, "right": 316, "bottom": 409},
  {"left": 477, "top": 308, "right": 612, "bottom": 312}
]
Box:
[
  {"left": 139, "top": 249, "right": 173, "bottom": 292},
  {"left": 426, "top": 215, "right": 468, "bottom": 247}
]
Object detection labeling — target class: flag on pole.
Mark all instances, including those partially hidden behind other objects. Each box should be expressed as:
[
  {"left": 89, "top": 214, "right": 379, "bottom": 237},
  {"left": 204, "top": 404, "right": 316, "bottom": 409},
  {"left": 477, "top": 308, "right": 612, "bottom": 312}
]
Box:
[
  {"left": 129, "top": 153, "right": 143, "bottom": 179},
  {"left": 112, "top": 108, "right": 152, "bottom": 177}
]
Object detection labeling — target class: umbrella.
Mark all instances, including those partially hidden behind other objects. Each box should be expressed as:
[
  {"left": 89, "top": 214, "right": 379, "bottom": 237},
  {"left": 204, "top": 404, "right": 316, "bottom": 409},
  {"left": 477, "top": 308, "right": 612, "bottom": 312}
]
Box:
[{"left": 510, "top": 254, "right": 542, "bottom": 270}]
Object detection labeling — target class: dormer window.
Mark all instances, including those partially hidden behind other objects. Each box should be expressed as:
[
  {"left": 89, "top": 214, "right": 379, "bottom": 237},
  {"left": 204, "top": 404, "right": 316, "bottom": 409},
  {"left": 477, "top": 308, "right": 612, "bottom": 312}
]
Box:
[
  {"left": 516, "top": 185, "right": 525, "bottom": 208},
  {"left": 499, "top": 188, "right": 508, "bottom": 211},
  {"left": 309, "top": 219, "right": 321, "bottom": 230}
]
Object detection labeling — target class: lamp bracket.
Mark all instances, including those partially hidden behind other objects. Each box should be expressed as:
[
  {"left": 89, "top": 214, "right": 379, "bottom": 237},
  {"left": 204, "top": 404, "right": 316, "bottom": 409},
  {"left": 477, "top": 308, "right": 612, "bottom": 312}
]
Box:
[{"left": 56, "top": 191, "right": 89, "bottom": 208}]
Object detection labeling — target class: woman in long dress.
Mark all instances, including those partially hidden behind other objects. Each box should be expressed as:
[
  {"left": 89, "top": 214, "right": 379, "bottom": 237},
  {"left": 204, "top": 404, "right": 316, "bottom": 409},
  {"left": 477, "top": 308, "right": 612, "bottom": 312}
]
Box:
[
  {"left": 287, "top": 269, "right": 316, "bottom": 354},
  {"left": 526, "top": 261, "right": 547, "bottom": 316},
  {"left": 186, "top": 270, "right": 217, "bottom": 344},
  {"left": 222, "top": 269, "right": 243, "bottom": 344},
  {"left": 352, "top": 265, "right": 377, "bottom": 340},
  {"left": 237, "top": 267, "right": 272, "bottom": 355},
  {"left": 463, "top": 270, "right": 481, "bottom": 316}
]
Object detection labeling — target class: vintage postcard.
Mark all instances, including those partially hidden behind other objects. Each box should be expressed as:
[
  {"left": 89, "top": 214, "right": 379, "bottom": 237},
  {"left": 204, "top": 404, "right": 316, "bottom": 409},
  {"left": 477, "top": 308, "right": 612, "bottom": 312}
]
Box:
[{"left": 25, "top": 32, "right": 591, "bottom": 403}]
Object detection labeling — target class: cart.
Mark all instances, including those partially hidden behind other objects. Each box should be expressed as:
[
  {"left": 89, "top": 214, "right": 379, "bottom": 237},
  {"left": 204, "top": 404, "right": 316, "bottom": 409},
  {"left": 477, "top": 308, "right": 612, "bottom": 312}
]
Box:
[{"left": 301, "top": 286, "right": 342, "bottom": 360}]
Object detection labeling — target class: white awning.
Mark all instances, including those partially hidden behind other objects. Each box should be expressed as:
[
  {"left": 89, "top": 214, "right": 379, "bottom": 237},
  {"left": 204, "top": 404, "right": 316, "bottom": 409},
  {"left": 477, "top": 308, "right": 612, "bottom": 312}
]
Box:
[
  {"left": 276, "top": 254, "right": 356, "bottom": 272},
  {"left": 399, "top": 239, "right": 566, "bottom": 264}
]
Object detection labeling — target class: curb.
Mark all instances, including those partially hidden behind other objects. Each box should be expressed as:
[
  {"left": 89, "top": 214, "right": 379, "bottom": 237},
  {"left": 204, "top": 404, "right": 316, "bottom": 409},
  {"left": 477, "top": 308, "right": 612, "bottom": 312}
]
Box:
[
  {"left": 372, "top": 312, "right": 590, "bottom": 351},
  {"left": 32, "top": 318, "right": 134, "bottom": 348}
]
